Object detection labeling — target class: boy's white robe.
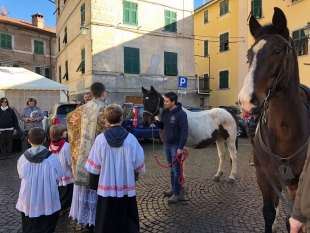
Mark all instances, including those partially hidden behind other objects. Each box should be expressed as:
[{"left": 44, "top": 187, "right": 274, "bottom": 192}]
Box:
[
  {"left": 85, "top": 133, "right": 145, "bottom": 198},
  {"left": 16, "top": 146, "right": 63, "bottom": 217}
]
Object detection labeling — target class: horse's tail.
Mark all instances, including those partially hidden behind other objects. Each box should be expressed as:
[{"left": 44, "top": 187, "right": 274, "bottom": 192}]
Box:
[{"left": 223, "top": 108, "right": 239, "bottom": 151}]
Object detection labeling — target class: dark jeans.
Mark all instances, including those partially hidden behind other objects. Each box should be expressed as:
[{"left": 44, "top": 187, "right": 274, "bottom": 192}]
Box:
[
  {"left": 25, "top": 131, "right": 31, "bottom": 149},
  {"left": 0, "top": 130, "right": 13, "bottom": 155}
]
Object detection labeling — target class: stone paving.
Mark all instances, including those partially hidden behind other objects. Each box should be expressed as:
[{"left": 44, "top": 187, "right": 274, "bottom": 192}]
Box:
[{"left": 0, "top": 138, "right": 291, "bottom": 232}]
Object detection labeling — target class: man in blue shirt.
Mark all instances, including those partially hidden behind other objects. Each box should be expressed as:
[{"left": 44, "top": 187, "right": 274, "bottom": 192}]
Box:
[{"left": 155, "top": 92, "right": 188, "bottom": 203}]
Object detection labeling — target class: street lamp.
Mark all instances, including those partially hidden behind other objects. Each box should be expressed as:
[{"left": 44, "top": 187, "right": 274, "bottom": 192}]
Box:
[
  {"left": 80, "top": 23, "right": 89, "bottom": 36},
  {"left": 303, "top": 22, "right": 310, "bottom": 38}
]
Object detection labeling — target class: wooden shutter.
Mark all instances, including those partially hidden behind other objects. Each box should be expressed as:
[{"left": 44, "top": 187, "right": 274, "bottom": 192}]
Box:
[
  {"left": 35, "top": 67, "right": 41, "bottom": 74},
  {"left": 224, "top": 0, "right": 229, "bottom": 14},
  {"left": 123, "top": 1, "right": 130, "bottom": 24},
  {"left": 0, "top": 34, "right": 6, "bottom": 48},
  {"left": 65, "top": 60, "right": 68, "bottom": 80},
  {"left": 45, "top": 68, "right": 50, "bottom": 79},
  {"left": 219, "top": 71, "right": 229, "bottom": 89},
  {"left": 203, "top": 74, "right": 210, "bottom": 91},
  {"left": 124, "top": 47, "right": 140, "bottom": 74},
  {"left": 253, "top": 0, "right": 262, "bottom": 18},
  {"left": 130, "top": 2, "right": 138, "bottom": 25},
  {"left": 59, "top": 66, "right": 62, "bottom": 83},
  {"left": 204, "top": 40, "right": 208, "bottom": 57},
  {"left": 164, "top": 52, "right": 177, "bottom": 76},
  {"left": 81, "top": 3, "right": 85, "bottom": 25},
  {"left": 204, "top": 10, "right": 208, "bottom": 24},
  {"left": 171, "top": 12, "right": 177, "bottom": 32},
  {"left": 6, "top": 34, "right": 12, "bottom": 49},
  {"left": 220, "top": 1, "right": 224, "bottom": 16},
  {"left": 34, "top": 40, "right": 39, "bottom": 54},
  {"left": 165, "top": 10, "right": 177, "bottom": 32},
  {"left": 39, "top": 41, "right": 44, "bottom": 55}
]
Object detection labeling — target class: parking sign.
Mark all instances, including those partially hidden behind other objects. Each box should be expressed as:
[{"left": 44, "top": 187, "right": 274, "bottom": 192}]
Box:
[{"left": 178, "top": 76, "right": 188, "bottom": 88}]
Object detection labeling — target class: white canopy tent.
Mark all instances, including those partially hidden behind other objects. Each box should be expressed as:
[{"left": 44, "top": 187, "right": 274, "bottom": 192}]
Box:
[{"left": 0, "top": 67, "right": 68, "bottom": 113}]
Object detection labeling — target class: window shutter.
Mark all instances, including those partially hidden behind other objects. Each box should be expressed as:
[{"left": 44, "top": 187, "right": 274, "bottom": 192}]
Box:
[
  {"left": 81, "top": 48, "right": 85, "bottom": 73},
  {"left": 59, "top": 66, "right": 62, "bottom": 83},
  {"left": 171, "top": 12, "right": 177, "bottom": 32},
  {"left": 1, "top": 34, "right": 6, "bottom": 48},
  {"left": 131, "top": 2, "right": 138, "bottom": 25},
  {"left": 35, "top": 67, "right": 41, "bottom": 74},
  {"left": 123, "top": 1, "right": 131, "bottom": 24},
  {"left": 219, "top": 71, "right": 229, "bottom": 89},
  {"left": 39, "top": 41, "right": 44, "bottom": 55},
  {"left": 58, "top": 37, "right": 60, "bottom": 51},
  {"left": 165, "top": 10, "right": 171, "bottom": 31},
  {"left": 203, "top": 74, "right": 210, "bottom": 91},
  {"left": 219, "top": 34, "right": 224, "bottom": 52},
  {"left": 204, "top": 40, "right": 208, "bottom": 57},
  {"left": 6, "top": 34, "right": 12, "bottom": 49},
  {"left": 224, "top": 0, "right": 229, "bottom": 14},
  {"left": 204, "top": 10, "right": 208, "bottom": 24},
  {"left": 58, "top": 0, "right": 60, "bottom": 16},
  {"left": 220, "top": 2, "right": 224, "bottom": 16},
  {"left": 81, "top": 3, "right": 85, "bottom": 25},
  {"left": 34, "top": 40, "right": 39, "bottom": 54},
  {"left": 124, "top": 47, "right": 140, "bottom": 74},
  {"left": 164, "top": 52, "right": 178, "bottom": 76},
  {"left": 45, "top": 68, "right": 50, "bottom": 79},
  {"left": 253, "top": 0, "right": 262, "bottom": 18}
]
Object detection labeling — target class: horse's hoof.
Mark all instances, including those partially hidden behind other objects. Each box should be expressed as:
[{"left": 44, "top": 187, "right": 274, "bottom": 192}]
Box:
[
  {"left": 227, "top": 178, "right": 235, "bottom": 184},
  {"left": 213, "top": 176, "right": 220, "bottom": 181}
]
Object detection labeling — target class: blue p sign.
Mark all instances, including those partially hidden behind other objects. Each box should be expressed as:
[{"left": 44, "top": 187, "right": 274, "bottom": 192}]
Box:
[{"left": 178, "top": 76, "right": 188, "bottom": 88}]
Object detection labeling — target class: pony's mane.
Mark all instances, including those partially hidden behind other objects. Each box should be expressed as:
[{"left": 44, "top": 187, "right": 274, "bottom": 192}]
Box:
[{"left": 253, "top": 24, "right": 290, "bottom": 41}]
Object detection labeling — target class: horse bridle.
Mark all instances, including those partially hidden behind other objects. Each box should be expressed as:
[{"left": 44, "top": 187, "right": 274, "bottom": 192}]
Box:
[
  {"left": 252, "top": 34, "right": 293, "bottom": 122},
  {"left": 143, "top": 91, "right": 162, "bottom": 117}
]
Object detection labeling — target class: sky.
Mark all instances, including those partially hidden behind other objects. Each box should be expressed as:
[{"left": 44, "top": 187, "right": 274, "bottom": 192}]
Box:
[{"left": 0, "top": 0, "right": 205, "bottom": 28}]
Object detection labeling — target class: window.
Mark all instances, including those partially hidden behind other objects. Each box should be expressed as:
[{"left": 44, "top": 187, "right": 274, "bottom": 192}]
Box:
[
  {"left": 0, "top": 33, "right": 12, "bottom": 50},
  {"left": 34, "top": 40, "right": 44, "bottom": 55},
  {"left": 63, "top": 27, "right": 67, "bottom": 44},
  {"left": 58, "top": 37, "right": 60, "bottom": 52},
  {"left": 58, "top": 0, "right": 60, "bottom": 16},
  {"left": 63, "top": 60, "right": 68, "bottom": 80},
  {"left": 219, "top": 70, "right": 229, "bottom": 89},
  {"left": 200, "top": 98, "right": 205, "bottom": 107},
  {"left": 124, "top": 47, "right": 140, "bottom": 74},
  {"left": 81, "top": 3, "right": 85, "bottom": 25},
  {"left": 64, "top": 0, "right": 67, "bottom": 4},
  {"left": 251, "top": 0, "right": 262, "bottom": 19},
  {"left": 164, "top": 52, "right": 178, "bottom": 76},
  {"left": 34, "top": 67, "right": 50, "bottom": 79},
  {"left": 59, "top": 66, "right": 62, "bottom": 83},
  {"left": 76, "top": 48, "right": 85, "bottom": 74},
  {"left": 204, "top": 40, "right": 209, "bottom": 57},
  {"left": 219, "top": 0, "right": 229, "bottom": 16},
  {"left": 292, "top": 29, "right": 308, "bottom": 56},
  {"left": 164, "top": 10, "right": 177, "bottom": 32},
  {"left": 200, "top": 74, "right": 210, "bottom": 91},
  {"left": 219, "top": 32, "right": 229, "bottom": 52},
  {"left": 123, "top": 1, "right": 138, "bottom": 26},
  {"left": 204, "top": 10, "right": 208, "bottom": 24}
]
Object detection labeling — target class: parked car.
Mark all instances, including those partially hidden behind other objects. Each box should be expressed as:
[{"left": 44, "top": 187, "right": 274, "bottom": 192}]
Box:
[
  {"left": 45, "top": 102, "right": 78, "bottom": 140},
  {"left": 122, "top": 103, "right": 161, "bottom": 142},
  {"left": 219, "top": 106, "right": 257, "bottom": 137},
  {"left": 0, "top": 107, "right": 25, "bottom": 153}
]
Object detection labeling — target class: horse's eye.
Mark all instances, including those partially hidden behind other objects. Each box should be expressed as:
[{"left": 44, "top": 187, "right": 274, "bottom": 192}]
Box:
[{"left": 274, "top": 49, "right": 282, "bottom": 55}]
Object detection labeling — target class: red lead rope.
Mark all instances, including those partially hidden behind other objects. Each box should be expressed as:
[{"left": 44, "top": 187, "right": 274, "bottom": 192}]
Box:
[{"left": 154, "top": 148, "right": 188, "bottom": 185}]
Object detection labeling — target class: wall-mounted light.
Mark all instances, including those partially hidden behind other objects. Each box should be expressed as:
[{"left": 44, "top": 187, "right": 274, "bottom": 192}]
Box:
[
  {"left": 80, "top": 22, "right": 92, "bottom": 51},
  {"left": 303, "top": 22, "right": 310, "bottom": 38}
]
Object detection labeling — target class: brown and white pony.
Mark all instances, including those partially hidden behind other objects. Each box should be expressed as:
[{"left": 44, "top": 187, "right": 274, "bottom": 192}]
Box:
[
  {"left": 142, "top": 86, "right": 238, "bottom": 183},
  {"left": 238, "top": 7, "right": 310, "bottom": 233}
]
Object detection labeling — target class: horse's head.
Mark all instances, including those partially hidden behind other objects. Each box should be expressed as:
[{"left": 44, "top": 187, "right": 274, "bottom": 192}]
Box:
[
  {"left": 238, "top": 7, "right": 297, "bottom": 114},
  {"left": 141, "top": 86, "right": 162, "bottom": 127}
]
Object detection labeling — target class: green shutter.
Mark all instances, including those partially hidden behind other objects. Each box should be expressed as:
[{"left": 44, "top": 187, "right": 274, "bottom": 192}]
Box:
[
  {"left": 0, "top": 34, "right": 12, "bottom": 50},
  {"left": 123, "top": 1, "right": 138, "bottom": 25},
  {"left": 81, "top": 3, "right": 85, "bottom": 25},
  {"left": 34, "top": 40, "right": 44, "bottom": 55},
  {"left": 204, "top": 40, "right": 208, "bottom": 57},
  {"left": 165, "top": 10, "right": 177, "bottom": 32},
  {"left": 35, "top": 67, "right": 41, "bottom": 74},
  {"left": 204, "top": 10, "right": 208, "bottom": 24},
  {"left": 219, "top": 71, "right": 229, "bottom": 89},
  {"left": 45, "top": 68, "right": 50, "bottom": 79},
  {"left": 220, "top": 2, "right": 224, "bottom": 16},
  {"left": 124, "top": 47, "right": 140, "bottom": 74},
  {"left": 124, "top": 1, "right": 130, "bottom": 24},
  {"left": 253, "top": 0, "right": 262, "bottom": 18},
  {"left": 164, "top": 52, "right": 178, "bottom": 76},
  {"left": 6, "top": 35, "right": 12, "bottom": 50},
  {"left": 58, "top": 37, "right": 60, "bottom": 51},
  {"left": 59, "top": 66, "right": 62, "bottom": 83},
  {"left": 130, "top": 2, "right": 138, "bottom": 25},
  {"left": 1, "top": 34, "right": 6, "bottom": 48}
]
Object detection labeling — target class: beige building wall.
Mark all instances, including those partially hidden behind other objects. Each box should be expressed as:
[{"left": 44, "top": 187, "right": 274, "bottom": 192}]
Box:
[
  {"left": 248, "top": 1, "right": 310, "bottom": 87},
  {"left": 194, "top": 0, "right": 249, "bottom": 108},
  {"left": 57, "top": 0, "right": 199, "bottom": 107}
]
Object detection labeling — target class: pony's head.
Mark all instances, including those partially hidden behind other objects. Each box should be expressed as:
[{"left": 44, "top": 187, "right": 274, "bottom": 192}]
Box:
[
  {"left": 238, "top": 7, "right": 298, "bottom": 114},
  {"left": 141, "top": 86, "right": 162, "bottom": 127}
]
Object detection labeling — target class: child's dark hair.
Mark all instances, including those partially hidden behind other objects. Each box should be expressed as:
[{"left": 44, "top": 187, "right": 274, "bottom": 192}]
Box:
[
  {"left": 28, "top": 127, "right": 46, "bottom": 145},
  {"left": 49, "top": 124, "right": 66, "bottom": 141}
]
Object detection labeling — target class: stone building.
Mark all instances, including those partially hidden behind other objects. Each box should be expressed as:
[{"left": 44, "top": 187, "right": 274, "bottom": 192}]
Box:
[
  {"left": 0, "top": 13, "right": 56, "bottom": 80},
  {"left": 56, "top": 0, "right": 204, "bottom": 107}
]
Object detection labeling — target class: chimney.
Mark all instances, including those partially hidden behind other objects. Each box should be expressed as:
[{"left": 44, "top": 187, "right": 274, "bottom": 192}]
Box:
[{"left": 31, "top": 13, "right": 44, "bottom": 29}]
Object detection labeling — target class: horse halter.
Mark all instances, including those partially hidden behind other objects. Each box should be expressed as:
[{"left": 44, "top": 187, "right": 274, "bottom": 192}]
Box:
[
  {"left": 143, "top": 92, "right": 161, "bottom": 117},
  {"left": 253, "top": 34, "right": 293, "bottom": 122}
]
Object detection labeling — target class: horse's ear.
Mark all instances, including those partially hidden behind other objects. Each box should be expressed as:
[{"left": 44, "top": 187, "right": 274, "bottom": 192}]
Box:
[
  {"left": 142, "top": 86, "right": 147, "bottom": 94},
  {"left": 150, "top": 86, "right": 156, "bottom": 93},
  {"left": 249, "top": 15, "right": 261, "bottom": 38},
  {"left": 272, "top": 7, "right": 289, "bottom": 38}
]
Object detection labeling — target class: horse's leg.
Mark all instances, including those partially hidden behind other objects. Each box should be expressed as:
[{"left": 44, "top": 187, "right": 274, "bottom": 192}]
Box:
[
  {"left": 226, "top": 138, "right": 238, "bottom": 183},
  {"left": 212, "top": 139, "right": 225, "bottom": 181},
  {"left": 256, "top": 166, "right": 278, "bottom": 233}
]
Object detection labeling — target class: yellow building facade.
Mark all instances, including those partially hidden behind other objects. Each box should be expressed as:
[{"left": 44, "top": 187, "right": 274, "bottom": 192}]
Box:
[
  {"left": 248, "top": 0, "right": 310, "bottom": 87},
  {"left": 194, "top": 0, "right": 249, "bottom": 108}
]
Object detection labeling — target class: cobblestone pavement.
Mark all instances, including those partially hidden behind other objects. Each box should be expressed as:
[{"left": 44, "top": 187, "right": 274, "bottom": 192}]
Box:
[{"left": 0, "top": 138, "right": 292, "bottom": 232}]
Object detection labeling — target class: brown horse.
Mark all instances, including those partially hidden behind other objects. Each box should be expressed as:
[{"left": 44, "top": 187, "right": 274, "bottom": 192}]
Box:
[{"left": 238, "top": 7, "right": 310, "bottom": 233}]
